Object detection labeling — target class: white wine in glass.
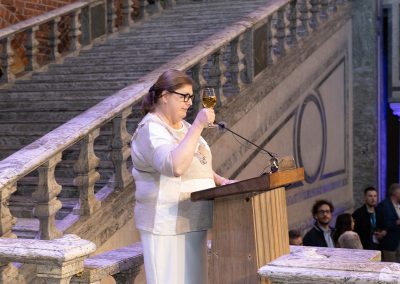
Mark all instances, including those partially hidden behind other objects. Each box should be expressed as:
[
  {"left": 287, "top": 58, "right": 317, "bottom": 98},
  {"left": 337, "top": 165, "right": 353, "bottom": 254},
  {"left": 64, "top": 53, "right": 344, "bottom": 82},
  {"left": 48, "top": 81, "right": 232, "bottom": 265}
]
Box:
[{"left": 201, "top": 88, "right": 217, "bottom": 108}]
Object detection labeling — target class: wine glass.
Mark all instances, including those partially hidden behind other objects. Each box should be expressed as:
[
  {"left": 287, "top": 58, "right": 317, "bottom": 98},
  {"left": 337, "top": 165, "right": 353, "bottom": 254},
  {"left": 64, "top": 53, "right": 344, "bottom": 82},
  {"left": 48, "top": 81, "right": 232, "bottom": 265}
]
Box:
[{"left": 201, "top": 88, "right": 217, "bottom": 128}]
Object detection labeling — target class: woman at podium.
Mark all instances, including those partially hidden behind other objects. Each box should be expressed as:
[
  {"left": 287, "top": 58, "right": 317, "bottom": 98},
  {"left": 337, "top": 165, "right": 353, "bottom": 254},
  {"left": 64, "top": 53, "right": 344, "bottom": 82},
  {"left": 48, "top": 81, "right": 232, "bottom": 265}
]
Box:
[{"left": 130, "top": 69, "right": 233, "bottom": 284}]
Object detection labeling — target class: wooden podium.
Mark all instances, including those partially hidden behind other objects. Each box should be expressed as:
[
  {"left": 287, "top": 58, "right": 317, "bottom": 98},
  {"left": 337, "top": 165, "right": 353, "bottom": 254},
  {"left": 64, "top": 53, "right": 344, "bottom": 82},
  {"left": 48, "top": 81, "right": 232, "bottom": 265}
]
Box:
[{"left": 191, "top": 168, "right": 304, "bottom": 284}]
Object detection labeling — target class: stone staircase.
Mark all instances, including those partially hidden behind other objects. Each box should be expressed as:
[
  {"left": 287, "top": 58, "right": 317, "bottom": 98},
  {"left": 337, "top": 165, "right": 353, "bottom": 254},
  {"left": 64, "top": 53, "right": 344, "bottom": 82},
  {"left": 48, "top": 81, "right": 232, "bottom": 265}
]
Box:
[{"left": 0, "top": 0, "right": 271, "bottom": 236}]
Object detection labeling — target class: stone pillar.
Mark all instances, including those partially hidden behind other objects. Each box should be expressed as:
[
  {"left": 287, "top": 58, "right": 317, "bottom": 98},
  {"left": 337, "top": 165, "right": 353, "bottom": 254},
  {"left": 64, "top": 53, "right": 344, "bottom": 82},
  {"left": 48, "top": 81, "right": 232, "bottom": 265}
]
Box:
[{"left": 352, "top": 0, "right": 379, "bottom": 205}]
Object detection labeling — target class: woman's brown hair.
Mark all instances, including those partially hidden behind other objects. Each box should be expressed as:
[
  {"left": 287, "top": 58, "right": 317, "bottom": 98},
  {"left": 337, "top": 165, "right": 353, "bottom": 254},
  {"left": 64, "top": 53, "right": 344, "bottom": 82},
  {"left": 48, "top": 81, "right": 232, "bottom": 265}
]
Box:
[{"left": 142, "top": 69, "right": 193, "bottom": 115}]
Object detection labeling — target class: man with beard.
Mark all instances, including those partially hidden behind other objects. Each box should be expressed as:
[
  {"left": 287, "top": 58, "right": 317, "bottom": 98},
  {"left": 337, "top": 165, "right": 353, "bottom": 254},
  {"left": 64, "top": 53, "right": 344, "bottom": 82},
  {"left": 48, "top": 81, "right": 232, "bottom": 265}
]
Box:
[
  {"left": 352, "top": 187, "right": 386, "bottom": 250},
  {"left": 303, "top": 200, "right": 335, "bottom": 247}
]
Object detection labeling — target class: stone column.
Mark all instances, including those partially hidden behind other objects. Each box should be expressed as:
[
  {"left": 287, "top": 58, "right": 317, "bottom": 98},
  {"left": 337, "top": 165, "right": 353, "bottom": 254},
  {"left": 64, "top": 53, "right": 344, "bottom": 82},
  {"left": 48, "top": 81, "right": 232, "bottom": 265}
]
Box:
[{"left": 352, "top": 0, "right": 379, "bottom": 205}]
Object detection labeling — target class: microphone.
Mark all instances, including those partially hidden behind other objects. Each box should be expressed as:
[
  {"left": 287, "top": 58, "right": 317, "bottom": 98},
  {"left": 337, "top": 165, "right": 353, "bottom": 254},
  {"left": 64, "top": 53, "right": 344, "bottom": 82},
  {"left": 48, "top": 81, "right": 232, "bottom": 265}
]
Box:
[{"left": 216, "top": 121, "right": 279, "bottom": 173}]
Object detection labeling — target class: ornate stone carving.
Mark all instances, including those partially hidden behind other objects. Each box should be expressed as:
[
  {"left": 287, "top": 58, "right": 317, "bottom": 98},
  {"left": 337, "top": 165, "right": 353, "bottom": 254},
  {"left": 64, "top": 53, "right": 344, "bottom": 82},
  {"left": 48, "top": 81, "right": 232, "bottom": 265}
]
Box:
[
  {"left": 73, "top": 129, "right": 101, "bottom": 216},
  {"left": 111, "top": 109, "right": 133, "bottom": 191},
  {"left": 33, "top": 153, "right": 63, "bottom": 240},
  {"left": 191, "top": 58, "right": 208, "bottom": 116}
]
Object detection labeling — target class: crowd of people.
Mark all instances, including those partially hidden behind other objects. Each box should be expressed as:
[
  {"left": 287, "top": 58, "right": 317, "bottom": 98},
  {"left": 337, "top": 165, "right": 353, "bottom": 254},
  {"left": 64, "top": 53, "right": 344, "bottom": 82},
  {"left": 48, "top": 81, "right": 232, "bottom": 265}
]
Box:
[{"left": 289, "top": 184, "right": 400, "bottom": 262}]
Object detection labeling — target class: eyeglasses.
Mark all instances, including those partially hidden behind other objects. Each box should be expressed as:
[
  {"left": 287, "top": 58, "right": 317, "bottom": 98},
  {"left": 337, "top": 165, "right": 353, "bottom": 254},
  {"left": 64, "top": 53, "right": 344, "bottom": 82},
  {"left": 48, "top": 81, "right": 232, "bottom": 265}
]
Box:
[
  {"left": 169, "top": 90, "right": 195, "bottom": 102},
  {"left": 317, "top": 209, "right": 331, "bottom": 215}
]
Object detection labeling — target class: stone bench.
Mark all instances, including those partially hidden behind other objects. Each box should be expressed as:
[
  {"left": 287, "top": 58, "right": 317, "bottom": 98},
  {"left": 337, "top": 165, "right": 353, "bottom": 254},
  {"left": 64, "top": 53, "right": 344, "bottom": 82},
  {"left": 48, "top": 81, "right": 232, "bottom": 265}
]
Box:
[
  {"left": 0, "top": 234, "right": 96, "bottom": 283},
  {"left": 70, "top": 242, "right": 143, "bottom": 284},
  {"left": 258, "top": 245, "right": 400, "bottom": 283}
]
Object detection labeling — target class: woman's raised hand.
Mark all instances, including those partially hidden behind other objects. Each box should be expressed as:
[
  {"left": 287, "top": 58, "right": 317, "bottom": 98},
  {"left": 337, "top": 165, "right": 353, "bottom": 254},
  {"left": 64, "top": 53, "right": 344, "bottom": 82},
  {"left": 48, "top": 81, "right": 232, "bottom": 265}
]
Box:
[{"left": 194, "top": 108, "right": 215, "bottom": 128}]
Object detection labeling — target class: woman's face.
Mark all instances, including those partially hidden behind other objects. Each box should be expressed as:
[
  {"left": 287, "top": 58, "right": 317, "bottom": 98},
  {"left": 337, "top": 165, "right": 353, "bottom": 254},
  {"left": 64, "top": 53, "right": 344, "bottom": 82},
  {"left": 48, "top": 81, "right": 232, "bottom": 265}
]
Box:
[{"left": 161, "top": 84, "right": 193, "bottom": 122}]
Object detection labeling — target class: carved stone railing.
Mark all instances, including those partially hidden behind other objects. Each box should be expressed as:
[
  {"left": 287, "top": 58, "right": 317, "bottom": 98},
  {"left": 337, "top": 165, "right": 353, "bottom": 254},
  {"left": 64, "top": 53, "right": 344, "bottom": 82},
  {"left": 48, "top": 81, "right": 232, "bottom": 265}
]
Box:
[
  {"left": 0, "top": 0, "right": 174, "bottom": 84},
  {"left": 0, "top": 0, "right": 351, "bottom": 243},
  {"left": 259, "top": 246, "right": 400, "bottom": 283},
  {"left": 0, "top": 234, "right": 96, "bottom": 283}
]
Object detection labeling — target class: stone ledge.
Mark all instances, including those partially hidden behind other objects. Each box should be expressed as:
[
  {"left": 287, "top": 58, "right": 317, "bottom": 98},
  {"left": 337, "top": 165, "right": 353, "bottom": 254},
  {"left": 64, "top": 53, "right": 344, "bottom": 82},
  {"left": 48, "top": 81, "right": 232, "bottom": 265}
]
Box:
[{"left": 258, "top": 246, "right": 400, "bottom": 284}]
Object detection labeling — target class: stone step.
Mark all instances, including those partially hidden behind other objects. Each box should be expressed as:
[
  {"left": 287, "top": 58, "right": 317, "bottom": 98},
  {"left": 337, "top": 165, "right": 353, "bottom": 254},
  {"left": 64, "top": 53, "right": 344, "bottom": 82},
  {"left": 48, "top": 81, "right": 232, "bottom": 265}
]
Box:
[
  {"left": 0, "top": 99, "right": 104, "bottom": 111},
  {"left": 0, "top": 110, "right": 82, "bottom": 123},
  {"left": 12, "top": 218, "right": 39, "bottom": 239},
  {"left": 0, "top": 89, "right": 114, "bottom": 101},
  {"left": 45, "top": 63, "right": 162, "bottom": 75}
]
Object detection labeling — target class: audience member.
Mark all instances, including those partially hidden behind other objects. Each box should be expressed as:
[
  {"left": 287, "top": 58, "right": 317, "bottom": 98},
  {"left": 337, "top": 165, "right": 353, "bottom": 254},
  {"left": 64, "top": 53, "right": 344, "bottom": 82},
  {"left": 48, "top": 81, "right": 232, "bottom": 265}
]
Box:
[
  {"left": 377, "top": 183, "right": 400, "bottom": 262},
  {"left": 332, "top": 213, "right": 363, "bottom": 249},
  {"left": 289, "top": 229, "right": 303, "bottom": 246},
  {"left": 352, "top": 186, "right": 385, "bottom": 250},
  {"left": 303, "top": 200, "right": 335, "bottom": 247}
]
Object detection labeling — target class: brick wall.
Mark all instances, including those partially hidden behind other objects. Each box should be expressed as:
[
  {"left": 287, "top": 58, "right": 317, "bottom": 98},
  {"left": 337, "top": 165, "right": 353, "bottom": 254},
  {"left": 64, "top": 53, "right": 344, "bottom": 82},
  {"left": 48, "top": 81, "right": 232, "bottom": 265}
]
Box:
[{"left": 0, "top": 0, "right": 77, "bottom": 28}]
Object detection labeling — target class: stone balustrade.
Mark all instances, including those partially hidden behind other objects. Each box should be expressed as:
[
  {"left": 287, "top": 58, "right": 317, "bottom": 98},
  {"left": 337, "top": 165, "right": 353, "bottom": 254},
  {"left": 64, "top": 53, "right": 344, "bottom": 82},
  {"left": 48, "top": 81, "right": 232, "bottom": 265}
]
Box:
[
  {"left": 0, "top": 234, "right": 96, "bottom": 283},
  {"left": 259, "top": 245, "right": 400, "bottom": 283},
  {"left": 0, "top": 0, "right": 351, "bottom": 244},
  {"left": 0, "top": 0, "right": 172, "bottom": 84}
]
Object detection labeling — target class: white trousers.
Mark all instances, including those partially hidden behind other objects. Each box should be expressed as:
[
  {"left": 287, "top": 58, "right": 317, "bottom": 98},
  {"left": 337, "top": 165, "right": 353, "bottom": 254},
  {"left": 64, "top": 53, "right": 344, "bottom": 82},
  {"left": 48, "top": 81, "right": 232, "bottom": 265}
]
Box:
[{"left": 139, "top": 230, "right": 207, "bottom": 284}]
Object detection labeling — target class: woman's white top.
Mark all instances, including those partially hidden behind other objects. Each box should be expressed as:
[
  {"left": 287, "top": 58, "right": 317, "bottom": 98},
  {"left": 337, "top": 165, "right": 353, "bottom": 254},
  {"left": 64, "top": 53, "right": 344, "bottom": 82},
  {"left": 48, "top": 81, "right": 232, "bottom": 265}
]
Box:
[{"left": 131, "top": 113, "right": 214, "bottom": 235}]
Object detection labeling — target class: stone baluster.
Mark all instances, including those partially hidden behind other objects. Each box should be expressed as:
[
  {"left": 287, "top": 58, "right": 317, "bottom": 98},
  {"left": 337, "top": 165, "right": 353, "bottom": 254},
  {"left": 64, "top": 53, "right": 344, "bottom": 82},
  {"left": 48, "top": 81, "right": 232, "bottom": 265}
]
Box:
[
  {"left": 286, "top": 0, "right": 298, "bottom": 47},
  {"left": 73, "top": 129, "right": 101, "bottom": 216},
  {"left": 139, "top": 0, "right": 150, "bottom": 20},
  {"left": 273, "top": 7, "right": 287, "bottom": 58},
  {"left": 0, "top": 183, "right": 17, "bottom": 238},
  {"left": 122, "top": 0, "right": 134, "bottom": 27},
  {"left": 0, "top": 36, "right": 15, "bottom": 83},
  {"left": 107, "top": 0, "right": 118, "bottom": 33},
  {"left": 209, "top": 48, "right": 227, "bottom": 105},
  {"left": 49, "top": 17, "right": 61, "bottom": 61},
  {"left": 150, "top": 0, "right": 163, "bottom": 15},
  {"left": 111, "top": 109, "right": 133, "bottom": 191},
  {"left": 229, "top": 34, "right": 246, "bottom": 93},
  {"left": 267, "top": 16, "right": 276, "bottom": 65},
  {"left": 329, "top": 0, "right": 338, "bottom": 13},
  {"left": 33, "top": 153, "right": 63, "bottom": 240},
  {"left": 164, "top": 0, "right": 176, "bottom": 8},
  {"left": 70, "top": 9, "right": 82, "bottom": 51},
  {"left": 25, "top": 26, "right": 39, "bottom": 71},
  {"left": 190, "top": 58, "right": 208, "bottom": 117},
  {"left": 320, "top": 0, "right": 329, "bottom": 20},
  {"left": 113, "top": 268, "right": 141, "bottom": 283},
  {"left": 242, "top": 29, "right": 254, "bottom": 83},
  {"left": 297, "top": 0, "right": 310, "bottom": 38},
  {"left": 309, "top": 0, "right": 319, "bottom": 30}
]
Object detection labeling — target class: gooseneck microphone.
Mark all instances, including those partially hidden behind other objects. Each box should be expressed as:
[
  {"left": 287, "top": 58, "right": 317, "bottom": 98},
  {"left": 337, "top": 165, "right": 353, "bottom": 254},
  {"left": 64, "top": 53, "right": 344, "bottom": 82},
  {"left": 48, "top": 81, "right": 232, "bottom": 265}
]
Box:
[{"left": 216, "top": 122, "right": 279, "bottom": 173}]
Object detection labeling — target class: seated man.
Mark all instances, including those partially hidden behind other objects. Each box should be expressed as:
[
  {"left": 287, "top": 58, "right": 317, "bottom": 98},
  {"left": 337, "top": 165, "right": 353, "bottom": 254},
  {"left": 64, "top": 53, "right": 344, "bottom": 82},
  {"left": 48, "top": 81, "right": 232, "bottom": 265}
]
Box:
[{"left": 303, "top": 200, "right": 335, "bottom": 247}]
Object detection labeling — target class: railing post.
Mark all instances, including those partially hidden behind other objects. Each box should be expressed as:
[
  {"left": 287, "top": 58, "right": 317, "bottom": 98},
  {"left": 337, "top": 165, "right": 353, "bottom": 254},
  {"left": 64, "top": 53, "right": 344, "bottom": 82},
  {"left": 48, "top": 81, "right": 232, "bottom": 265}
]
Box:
[
  {"left": 107, "top": 0, "right": 118, "bottom": 33},
  {"left": 209, "top": 48, "right": 227, "bottom": 105},
  {"left": 309, "top": 0, "right": 319, "bottom": 30},
  {"left": 273, "top": 7, "right": 287, "bottom": 58},
  {"left": 0, "top": 183, "right": 17, "bottom": 238},
  {"left": 49, "top": 17, "right": 61, "bottom": 61},
  {"left": 33, "top": 153, "right": 63, "bottom": 240},
  {"left": 286, "top": 0, "right": 298, "bottom": 47},
  {"left": 25, "top": 26, "right": 39, "bottom": 71},
  {"left": 122, "top": 0, "right": 134, "bottom": 27},
  {"left": 139, "top": 0, "right": 150, "bottom": 20},
  {"left": 73, "top": 129, "right": 101, "bottom": 216},
  {"left": 70, "top": 9, "right": 82, "bottom": 51},
  {"left": 243, "top": 29, "right": 254, "bottom": 83},
  {"left": 230, "top": 34, "right": 246, "bottom": 93},
  {"left": 111, "top": 109, "right": 133, "bottom": 191},
  {"left": 320, "top": 0, "right": 329, "bottom": 21},
  {"left": 190, "top": 58, "right": 208, "bottom": 118},
  {"left": 0, "top": 36, "right": 15, "bottom": 83},
  {"left": 298, "top": 0, "right": 310, "bottom": 38}
]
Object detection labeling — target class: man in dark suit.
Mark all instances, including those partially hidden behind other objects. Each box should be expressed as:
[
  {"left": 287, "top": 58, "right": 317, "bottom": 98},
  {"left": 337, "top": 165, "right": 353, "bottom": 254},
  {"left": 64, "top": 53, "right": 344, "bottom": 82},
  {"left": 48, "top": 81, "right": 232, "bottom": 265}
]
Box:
[
  {"left": 352, "top": 187, "right": 385, "bottom": 250},
  {"left": 303, "top": 200, "right": 335, "bottom": 247},
  {"left": 377, "top": 183, "right": 400, "bottom": 262}
]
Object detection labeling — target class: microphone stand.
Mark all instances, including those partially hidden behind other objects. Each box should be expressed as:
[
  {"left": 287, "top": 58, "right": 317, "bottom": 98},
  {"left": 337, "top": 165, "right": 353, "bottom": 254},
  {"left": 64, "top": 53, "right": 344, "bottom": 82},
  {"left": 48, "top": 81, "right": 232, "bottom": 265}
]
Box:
[{"left": 216, "top": 122, "right": 279, "bottom": 173}]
